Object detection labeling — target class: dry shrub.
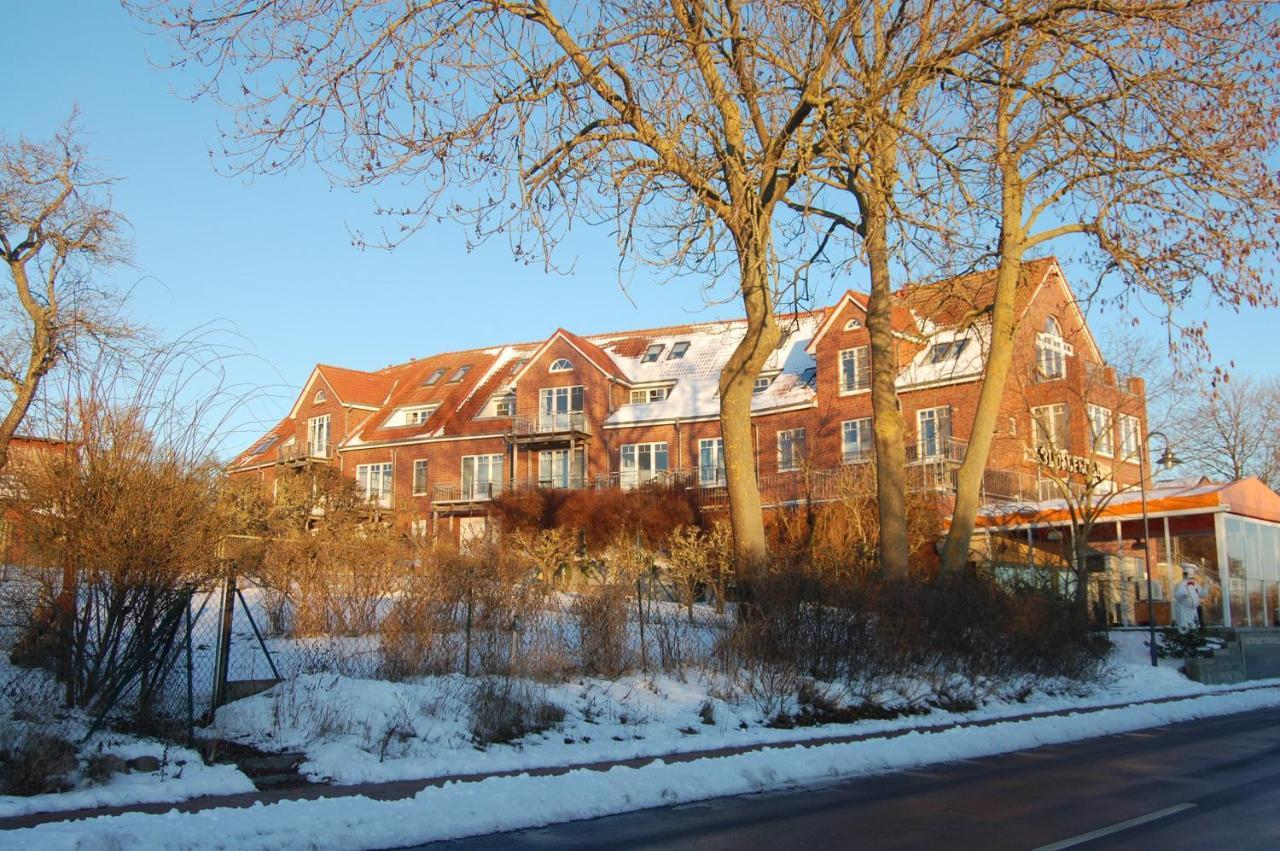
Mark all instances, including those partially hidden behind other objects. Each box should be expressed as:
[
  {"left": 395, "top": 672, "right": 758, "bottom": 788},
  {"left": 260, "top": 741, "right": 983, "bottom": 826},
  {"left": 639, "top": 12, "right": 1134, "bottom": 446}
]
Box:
[
  {"left": 571, "top": 582, "right": 630, "bottom": 677},
  {"left": 0, "top": 729, "right": 78, "bottom": 796},
  {"left": 378, "top": 573, "right": 459, "bottom": 680},
  {"left": 496, "top": 484, "right": 700, "bottom": 552},
  {"left": 467, "top": 678, "right": 565, "bottom": 746},
  {"left": 723, "top": 563, "right": 1108, "bottom": 715}
]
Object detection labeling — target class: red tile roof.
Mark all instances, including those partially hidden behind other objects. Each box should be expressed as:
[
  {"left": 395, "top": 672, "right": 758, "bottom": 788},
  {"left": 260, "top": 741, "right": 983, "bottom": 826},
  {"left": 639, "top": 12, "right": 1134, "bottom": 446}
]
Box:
[
  {"left": 315, "top": 364, "right": 400, "bottom": 408},
  {"left": 899, "top": 257, "right": 1059, "bottom": 329}
]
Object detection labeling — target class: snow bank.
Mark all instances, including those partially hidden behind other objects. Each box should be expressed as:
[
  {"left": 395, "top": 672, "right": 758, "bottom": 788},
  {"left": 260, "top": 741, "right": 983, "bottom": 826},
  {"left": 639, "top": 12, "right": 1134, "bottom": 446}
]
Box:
[
  {"left": 0, "top": 739, "right": 253, "bottom": 820},
  {"left": 12, "top": 685, "right": 1280, "bottom": 850}
]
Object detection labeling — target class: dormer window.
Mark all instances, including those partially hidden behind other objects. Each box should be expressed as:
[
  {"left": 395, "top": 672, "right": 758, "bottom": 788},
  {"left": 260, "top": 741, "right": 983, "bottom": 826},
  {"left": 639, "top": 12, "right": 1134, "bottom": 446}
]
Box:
[
  {"left": 424, "top": 367, "right": 446, "bottom": 386},
  {"left": 630, "top": 387, "right": 670, "bottom": 405},
  {"left": 928, "top": 339, "right": 970, "bottom": 363},
  {"left": 394, "top": 404, "right": 440, "bottom": 427},
  {"left": 667, "top": 341, "right": 690, "bottom": 360},
  {"left": 754, "top": 374, "right": 776, "bottom": 394},
  {"left": 1035, "top": 317, "right": 1072, "bottom": 381},
  {"left": 449, "top": 365, "right": 472, "bottom": 383},
  {"left": 844, "top": 318, "right": 863, "bottom": 331},
  {"left": 549, "top": 358, "right": 573, "bottom": 373},
  {"left": 313, "top": 389, "right": 327, "bottom": 404},
  {"left": 641, "top": 344, "right": 664, "bottom": 363}
]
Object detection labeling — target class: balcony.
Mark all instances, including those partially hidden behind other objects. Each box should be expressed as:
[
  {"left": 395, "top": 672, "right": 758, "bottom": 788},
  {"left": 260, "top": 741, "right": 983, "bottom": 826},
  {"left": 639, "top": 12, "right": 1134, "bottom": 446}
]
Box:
[
  {"left": 507, "top": 413, "right": 592, "bottom": 445},
  {"left": 277, "top": 440, "right": 333, "bottom": 466},
  {"left": 431, "top": 480, "right": 503, "bottom": 506}
]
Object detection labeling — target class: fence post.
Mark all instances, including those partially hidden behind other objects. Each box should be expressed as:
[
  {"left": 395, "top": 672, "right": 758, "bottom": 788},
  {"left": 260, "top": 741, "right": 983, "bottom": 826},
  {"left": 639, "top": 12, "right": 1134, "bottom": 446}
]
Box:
[
  {"left": 185, "top": 590, "right": 195, "bottom": 746},
  {"left": 211, "top": 561, "right": 237, "bottom": 710}
]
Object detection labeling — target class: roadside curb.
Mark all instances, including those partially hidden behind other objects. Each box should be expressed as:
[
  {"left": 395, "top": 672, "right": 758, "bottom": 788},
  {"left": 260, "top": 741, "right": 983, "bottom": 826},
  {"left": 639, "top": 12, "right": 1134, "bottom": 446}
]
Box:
[{"left": 4, "top": 681, "right": 1279, "bottom": 831}]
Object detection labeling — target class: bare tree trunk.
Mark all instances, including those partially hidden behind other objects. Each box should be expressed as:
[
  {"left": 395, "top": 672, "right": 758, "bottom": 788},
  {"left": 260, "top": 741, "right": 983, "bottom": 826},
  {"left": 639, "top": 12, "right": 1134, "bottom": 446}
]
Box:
[
  {"left": 720, "top": 238, "right": 780, "bottom": 574},
  {"left": 941, "top": 179, "right": 1026, "bottom": 572},
  {"left": 0, "top": 262, "right": 57, "bottom": 471},
  {"left": 863, "top": 202, "right": 910, "bottom": 578}
]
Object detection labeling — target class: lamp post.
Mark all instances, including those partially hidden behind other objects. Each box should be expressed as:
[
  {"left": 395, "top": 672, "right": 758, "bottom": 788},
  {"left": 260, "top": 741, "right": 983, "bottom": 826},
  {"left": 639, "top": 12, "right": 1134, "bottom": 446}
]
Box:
[{"left": 1139, "top": 429, "right": 1181, "bottom": 666}]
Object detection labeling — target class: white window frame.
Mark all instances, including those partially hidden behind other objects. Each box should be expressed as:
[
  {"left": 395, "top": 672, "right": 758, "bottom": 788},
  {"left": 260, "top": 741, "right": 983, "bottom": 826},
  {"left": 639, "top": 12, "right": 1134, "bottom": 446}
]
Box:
[
  {"left": 667, "top": 341, "right": 690, "bottom": 360},
  {"left": 538, "top": 385, "right": 584, "bottom": 430},
  {"left": 1035, "top": 317, "right": 1072, "bottom": 381},
  {"left": 620, "top": 442, "right": 668, "bottom": 489},
  {"left": 448, "top": 365, "right": 472, "bottom": 383},
  {"left": 313, "top": 389, "right": 327, "bottom": 404},
  {"left": 777, "top": 428, "right": 807, "bottom": 472},
  {"left": 307, "top": 414, "right": 330, "bottom": 457},
  {"left": 412, "top": 459, "right": 429, "bottom": 496},
  {"left": 698, "top": 437, "right": 726, "bottom": 486},
  {"left": 839, "top": 346, "right": 871, "bottom": 394},
  {"left": 753, "top": 373, "right": 776, "bottom": 394},
  {"left": 538, "top": 447, "right": 586, "bottom": 489},
  {"left": 1119, "top": 414, "right": 1142, "bottom": 461},
  {"left": 1032, "top": 403, "right": 1069, "bottom": 451},
  {"left": 356, "top": 462, "right": 394, "bottom": 508},
  {"left": 916, "top": 406, "right": 952, "bottom": 459},
  {"left": 1088, "top": 404, "right": 1115, "bottom": 456},
  {"left": 395, "top": 404, "right": 438, "bottom": 427},
  {"left": 842, "top": 418, "right": 873, "bottom": 463},
  {"left": 630, "top": 386, "right": 669, "bottom": 405},
  {"left": 423, "top": 367, "right": 446, "bottom": 386},
  {"left": 928, "top": 338, "right": 969, "bottom": 363},
  {"left": 461, "top": 454, "right": 504, "bottom": 500},
  {"left": 844, "top": 318, "right": 863, "bottom": 331},
  {"left": 549, "top": 358, "right": 573, "bottom": 373},
  {"left": 641, "top": 343, "right": 665, "bottom": 363}
]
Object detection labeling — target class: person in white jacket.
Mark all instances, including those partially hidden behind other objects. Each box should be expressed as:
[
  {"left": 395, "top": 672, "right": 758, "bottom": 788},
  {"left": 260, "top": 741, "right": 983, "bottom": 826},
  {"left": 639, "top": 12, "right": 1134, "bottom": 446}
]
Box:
[{"left": 1172, "top": 562, "right": 1204, "bottom": 631}]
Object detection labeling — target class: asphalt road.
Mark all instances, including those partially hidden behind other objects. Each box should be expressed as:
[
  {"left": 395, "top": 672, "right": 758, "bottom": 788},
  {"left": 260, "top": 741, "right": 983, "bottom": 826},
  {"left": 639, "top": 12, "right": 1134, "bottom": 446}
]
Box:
[{"left": 424, "top": 705, "right": 1280, "bottom": 850}]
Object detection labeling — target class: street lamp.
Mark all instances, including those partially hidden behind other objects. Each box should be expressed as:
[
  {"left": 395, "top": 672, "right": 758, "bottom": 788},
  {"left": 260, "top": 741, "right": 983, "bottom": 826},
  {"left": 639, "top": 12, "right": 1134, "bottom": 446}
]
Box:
[{"left": 1139, "top": 429, "right": 1182, "bottom": 666}]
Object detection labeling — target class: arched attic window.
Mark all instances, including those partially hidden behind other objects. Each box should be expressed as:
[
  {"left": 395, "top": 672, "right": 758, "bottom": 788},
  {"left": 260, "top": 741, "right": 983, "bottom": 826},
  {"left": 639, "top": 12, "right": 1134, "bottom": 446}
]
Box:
[
  {"left": 549, "top": 358, "right": 573, "bottom": 373},
  {"left": 314, "top": 389, "right": 327, "bottom": 404},
  {"left": 1035, "top": 316, "right": 1073, "bottom": 381}
]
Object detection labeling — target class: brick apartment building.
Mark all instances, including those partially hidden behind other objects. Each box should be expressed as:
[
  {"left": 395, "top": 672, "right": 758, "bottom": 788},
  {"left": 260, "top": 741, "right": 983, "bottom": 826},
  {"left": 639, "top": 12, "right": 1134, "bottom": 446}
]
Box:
[{"left": 228, "top": 258, "right": 1148, "bottom": 545}]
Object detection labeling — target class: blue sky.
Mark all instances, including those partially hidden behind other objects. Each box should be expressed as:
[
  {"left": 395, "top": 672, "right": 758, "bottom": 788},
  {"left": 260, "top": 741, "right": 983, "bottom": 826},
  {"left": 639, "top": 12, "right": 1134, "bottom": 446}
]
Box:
[{"left": 5, "top": 3, "right": 1274, "bottom": 451}]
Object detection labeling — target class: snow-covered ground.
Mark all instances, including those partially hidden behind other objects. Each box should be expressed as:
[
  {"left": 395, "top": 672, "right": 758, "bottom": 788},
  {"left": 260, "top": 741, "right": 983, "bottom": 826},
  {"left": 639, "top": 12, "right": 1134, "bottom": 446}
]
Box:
[
  {"left": 10, "top": 683, "right": 1280, "bottom": 850},
  {"left": 206, "top": 645, "right": 1228, "bottom": 786}
]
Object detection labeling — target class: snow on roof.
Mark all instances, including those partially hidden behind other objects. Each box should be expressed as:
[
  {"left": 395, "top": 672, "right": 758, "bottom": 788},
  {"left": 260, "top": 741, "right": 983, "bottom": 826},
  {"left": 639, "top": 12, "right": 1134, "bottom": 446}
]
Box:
[
  {"left": 896, "top": 325, "right": 988, "bottom": 388},
  {"left": 598, "top": 313, "right": 824, "bottom": 425}
]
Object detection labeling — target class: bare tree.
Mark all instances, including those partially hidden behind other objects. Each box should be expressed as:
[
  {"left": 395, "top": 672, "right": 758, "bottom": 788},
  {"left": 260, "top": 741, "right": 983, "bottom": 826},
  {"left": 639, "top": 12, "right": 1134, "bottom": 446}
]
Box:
[
  {"left": 936, "top": 4, "right": 1280, "bottom": 572},
  {"left": 127, "top": 2, "right": 1111, "bottom": 576},
  {"left": 0, "top": 117, "right": 133, "bottom": 470},
  {"left": 1172, "top": 375, "right": 1280, "bottom": 488}
]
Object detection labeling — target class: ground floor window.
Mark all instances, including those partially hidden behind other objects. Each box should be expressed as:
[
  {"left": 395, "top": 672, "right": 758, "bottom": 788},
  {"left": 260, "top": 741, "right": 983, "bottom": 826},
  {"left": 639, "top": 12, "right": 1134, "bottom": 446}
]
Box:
[
  {"left": 412, "top": 458, "right": 429, "bottom": 495},
  {"left": 699, "top": 437, "right": 726, "bottom": 486},
  {"left": 620, "top": 442, "right": 668, "bottom": 488},
  {"left": 356, "top": 462, "right": 393, "bottom": 508},
  {"left": 777, "top": 428, "right": 806, "bottom": 472},
  {"left": 538, "top": 448, "right": 585, "bottom": 488},
  {"left": 842, "top": 418, "right": 873, "bottom": 463},
  {"left": 461, "top": 454, "right": 504, "bottom": 500}
]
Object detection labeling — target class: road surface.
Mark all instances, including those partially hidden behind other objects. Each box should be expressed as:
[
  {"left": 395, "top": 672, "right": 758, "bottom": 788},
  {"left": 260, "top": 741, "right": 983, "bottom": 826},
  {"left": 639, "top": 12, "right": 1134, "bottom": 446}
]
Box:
[{"left": 422, "top": 705, "right": 1280, "bottom": 850}]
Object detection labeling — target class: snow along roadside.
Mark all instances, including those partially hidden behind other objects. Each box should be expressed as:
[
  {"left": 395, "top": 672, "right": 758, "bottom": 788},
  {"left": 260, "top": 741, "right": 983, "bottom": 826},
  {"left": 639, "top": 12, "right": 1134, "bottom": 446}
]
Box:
[{"left": 10, "top": 685, "right": 1280, "bottom": 851}]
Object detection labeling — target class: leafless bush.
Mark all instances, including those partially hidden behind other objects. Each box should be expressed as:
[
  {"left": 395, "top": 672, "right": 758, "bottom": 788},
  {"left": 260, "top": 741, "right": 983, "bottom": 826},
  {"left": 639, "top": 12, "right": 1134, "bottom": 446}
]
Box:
[
  {"left": 0, "top": 727, "right": 78, "bottom": 796},
  {"left": 467, "top": 678, "right": 564, "bottom": 747},
  {"left": 571, "top": 582, "right": 630, "bottom": 678}
]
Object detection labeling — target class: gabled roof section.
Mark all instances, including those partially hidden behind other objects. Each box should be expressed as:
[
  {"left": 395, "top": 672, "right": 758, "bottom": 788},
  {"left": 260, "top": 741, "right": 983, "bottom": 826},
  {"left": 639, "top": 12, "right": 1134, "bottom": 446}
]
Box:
[
  {"left": 898, "top": 257, "right": 1059, "bottom": 331},
  {"left": 509, "top": 328, "right": 629, "bottom": 386},
  {"left": 348, "top": 345, "right": 523, "bottom": 444},
  {"left": 315, "top": 364, "right": 400, "bottom": 409},
  {"left": 805, "top": 290, "right": 870, "bottom": 354}
]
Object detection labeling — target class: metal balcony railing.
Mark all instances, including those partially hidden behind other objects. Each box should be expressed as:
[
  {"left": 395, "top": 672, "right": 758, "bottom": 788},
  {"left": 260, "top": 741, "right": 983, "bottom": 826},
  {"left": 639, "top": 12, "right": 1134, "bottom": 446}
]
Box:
[
  {"left": 509, "top": 412, "right": 592, "bottom": 438},
  {"left": 277, "top": 440, "right": 333, "bottom": 463},
  {"left": 431, "top": 481, "right": 503, "bottom": 504}
]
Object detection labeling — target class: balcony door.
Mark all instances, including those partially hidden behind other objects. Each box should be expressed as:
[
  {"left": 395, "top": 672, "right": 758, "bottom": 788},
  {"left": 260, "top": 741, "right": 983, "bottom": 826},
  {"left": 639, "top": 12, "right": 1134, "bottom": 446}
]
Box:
[
  {"left": 917, "top": 406, "right": 952, "bottom": 460},
  {"left": 308, "top": 414, "right": 330, "bottom": 457},
  {"left": 539, "top": 385, "right": 584, "bottom": 431}
]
